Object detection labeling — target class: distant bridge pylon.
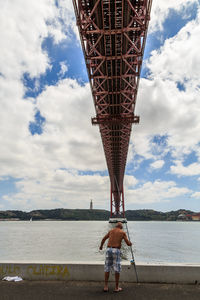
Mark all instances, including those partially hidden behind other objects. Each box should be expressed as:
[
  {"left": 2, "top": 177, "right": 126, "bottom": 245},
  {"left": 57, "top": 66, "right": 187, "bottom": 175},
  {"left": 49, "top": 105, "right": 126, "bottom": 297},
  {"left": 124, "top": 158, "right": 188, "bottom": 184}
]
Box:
[{"left": 73, "top": 0, "right": 152, "bottom": 217}]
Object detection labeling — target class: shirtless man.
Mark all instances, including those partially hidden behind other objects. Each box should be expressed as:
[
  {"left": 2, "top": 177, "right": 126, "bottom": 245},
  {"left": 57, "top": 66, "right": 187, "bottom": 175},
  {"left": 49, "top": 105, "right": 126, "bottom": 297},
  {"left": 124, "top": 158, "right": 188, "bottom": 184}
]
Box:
[{"left": 99, "top": 222, "right": 132, "bottom": 292}]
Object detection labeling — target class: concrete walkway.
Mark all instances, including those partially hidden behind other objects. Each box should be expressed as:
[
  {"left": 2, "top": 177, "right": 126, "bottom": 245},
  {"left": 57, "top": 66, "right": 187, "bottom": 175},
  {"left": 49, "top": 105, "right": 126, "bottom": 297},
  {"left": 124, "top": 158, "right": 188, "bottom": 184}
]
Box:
[{"left": 0, "top": 281, "right": 200, "bottom": 300}]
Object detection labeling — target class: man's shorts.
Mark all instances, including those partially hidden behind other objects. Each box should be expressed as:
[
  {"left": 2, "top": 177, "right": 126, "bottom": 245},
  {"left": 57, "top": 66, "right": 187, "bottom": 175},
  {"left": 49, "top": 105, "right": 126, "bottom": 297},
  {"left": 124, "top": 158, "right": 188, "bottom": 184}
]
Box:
[{"left": 104, "top": 247, "right": 121, "bottom": 273}]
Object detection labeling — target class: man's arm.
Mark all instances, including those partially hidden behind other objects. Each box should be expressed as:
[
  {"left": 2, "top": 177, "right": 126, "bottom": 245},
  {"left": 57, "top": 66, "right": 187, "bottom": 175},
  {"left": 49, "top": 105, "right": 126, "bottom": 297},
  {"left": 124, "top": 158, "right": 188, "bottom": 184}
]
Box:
[
  {"left": 99, "top": 232, "right": 110, "bottom": 250},
  {"left": 123, "top": 232, "right": 132, "bottom": 246}
]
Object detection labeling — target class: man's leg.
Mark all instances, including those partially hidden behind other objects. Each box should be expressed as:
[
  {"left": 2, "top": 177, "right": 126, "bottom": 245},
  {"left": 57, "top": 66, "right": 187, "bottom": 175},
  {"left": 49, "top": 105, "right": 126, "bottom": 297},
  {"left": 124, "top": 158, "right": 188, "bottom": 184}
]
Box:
[
  {"left": 114, "top": 272, "right": 120, "bottom": 291},
  {"left": 104, "top": 272, "right": 109, "bottom": 291},
  {"left": 113, "top": 249, "right": 122, "bottom": 292},
  {"left": 104, "top": 248, "right": 111, "bottom": 291}
]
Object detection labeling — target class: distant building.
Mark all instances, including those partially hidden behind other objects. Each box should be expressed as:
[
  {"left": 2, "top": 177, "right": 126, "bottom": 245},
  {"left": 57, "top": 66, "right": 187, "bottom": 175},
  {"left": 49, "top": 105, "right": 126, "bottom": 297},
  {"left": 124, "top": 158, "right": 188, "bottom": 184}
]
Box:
[
  {"left": 177, "top": 213, "right": 186, "bottom": 220},
  {"left": 186, "top": 214, "right": 192, "bottom": 220},
  {"left": 177, "top": 213, "right": 200, "bottom": 221},
  {"left": 90, "top": 200, "right": 93, "bottom": 210},
  {"left": 191, "top": 214, "right": 200, "bottom": 221}
]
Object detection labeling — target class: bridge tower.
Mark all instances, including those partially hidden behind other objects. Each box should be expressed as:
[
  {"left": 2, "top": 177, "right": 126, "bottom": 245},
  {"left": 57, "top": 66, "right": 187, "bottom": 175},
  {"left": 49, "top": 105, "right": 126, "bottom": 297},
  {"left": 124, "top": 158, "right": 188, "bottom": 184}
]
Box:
[{"left": 73, "top": 0, "right": 152, "bottom": 218}]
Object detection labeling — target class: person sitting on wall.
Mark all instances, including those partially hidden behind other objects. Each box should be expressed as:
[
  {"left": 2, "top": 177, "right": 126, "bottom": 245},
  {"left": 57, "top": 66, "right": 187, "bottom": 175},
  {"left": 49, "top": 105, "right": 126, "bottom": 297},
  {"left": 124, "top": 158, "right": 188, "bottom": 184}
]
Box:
[{"left": 99, "top": 222, "right": 132, "bottom": 292}]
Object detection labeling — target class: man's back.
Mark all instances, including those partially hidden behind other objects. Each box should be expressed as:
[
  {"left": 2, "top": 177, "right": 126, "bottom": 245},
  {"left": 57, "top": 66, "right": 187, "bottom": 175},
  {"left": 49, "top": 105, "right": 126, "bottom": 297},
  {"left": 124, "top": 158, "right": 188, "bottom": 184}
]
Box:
[{"left": 107, "top": 227, "right": 131, "bottom": 249}]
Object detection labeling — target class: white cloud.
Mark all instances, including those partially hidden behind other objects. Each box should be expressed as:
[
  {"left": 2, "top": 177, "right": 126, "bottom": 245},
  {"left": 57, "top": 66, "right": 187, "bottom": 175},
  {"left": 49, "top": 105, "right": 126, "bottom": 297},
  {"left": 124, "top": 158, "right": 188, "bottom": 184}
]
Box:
[
  {"left": 150, "top": 0, "right": 198, "bottom": 32},
  {"left": 3, "top": 172, "right": 110, "bottom": 210},
  {"left": 124, "top": 175, "right": 138, "bottom": 188},
  {"left": 36, "top": 78, "right": 106, "bottom": 171},
  {"left": 191, "top": 192, "right": 200, "bottom": 199},
  {"left": 56, "top": 0, "right": 79, "bottom": 41},
  {"left": 0, "top": 75, "right": 110, "bottom": 211},
  {"left": 150, "top": 160, "right": 165, "bottom": 170},
  {"left": 0, "top": 0, "right": 78, "bottom": 178},
  {"left": 2, "top": 173, "right": 138, "bottom": 211},
  {"left": 132, "top": 9, "right": 200, "bottom": 165},
  {"left": 126, "top": 180, "right": 190, "bottom": 204},
  {"left": 170, "top": 161, "right": 200, "bottom": 177},
  {"left": 0, "top": 0, "right": 76, "bottom": 80},
  {"left": 148, "top": 13, "right": 200, "bottom": 87},
  {"left": 0, "top": 1, "right": 89, "bottom": 176},
  {"left": 0, "top": 1, "right": 107, "bottom": 210},
  {"left": 1, "top": 1, "right": 52, "bottom": 79},
  {"left": 58, "top": 61, "right": 68, "bottom": 77},
  {"left": 0, "top": 78, "right": 107, "bottom": 179},
  {"left": 3, "top": 176, "right": 188, "bottom": 210}
]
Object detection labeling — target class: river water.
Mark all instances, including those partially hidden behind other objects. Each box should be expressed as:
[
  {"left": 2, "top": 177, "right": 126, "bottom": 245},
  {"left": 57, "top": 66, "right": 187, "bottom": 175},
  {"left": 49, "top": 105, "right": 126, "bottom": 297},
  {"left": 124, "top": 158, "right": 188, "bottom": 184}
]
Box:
[{"left": 0, "top": 221, "right": 200, "bottom": 263}]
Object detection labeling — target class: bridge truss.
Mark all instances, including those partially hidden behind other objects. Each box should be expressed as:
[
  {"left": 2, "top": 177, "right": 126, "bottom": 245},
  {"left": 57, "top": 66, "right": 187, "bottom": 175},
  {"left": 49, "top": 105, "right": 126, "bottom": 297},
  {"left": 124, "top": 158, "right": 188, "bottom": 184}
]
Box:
[{"left": 73, "top": 0, "right": 152, "bottom": 217}]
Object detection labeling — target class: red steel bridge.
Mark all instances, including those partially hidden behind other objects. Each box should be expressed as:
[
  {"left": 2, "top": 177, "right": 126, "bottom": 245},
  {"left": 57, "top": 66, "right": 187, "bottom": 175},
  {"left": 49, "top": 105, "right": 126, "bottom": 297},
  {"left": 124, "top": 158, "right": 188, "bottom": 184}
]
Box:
[{"left": 73, "top": 0, "right": 152, "bottom": 218}]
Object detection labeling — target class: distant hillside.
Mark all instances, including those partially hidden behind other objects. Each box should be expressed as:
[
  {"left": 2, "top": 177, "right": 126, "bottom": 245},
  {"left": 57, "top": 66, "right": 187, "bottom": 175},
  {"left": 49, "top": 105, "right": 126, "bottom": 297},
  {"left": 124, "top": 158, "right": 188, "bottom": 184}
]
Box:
[
  {"left": 0, "top": 209, "right": 110, "bottom": 221},
  {"left": 125, "top": 209, "right": 194, "bottom": 221},
  {"left": 0, "top": 208, "right": 197, "bottom": 221}
]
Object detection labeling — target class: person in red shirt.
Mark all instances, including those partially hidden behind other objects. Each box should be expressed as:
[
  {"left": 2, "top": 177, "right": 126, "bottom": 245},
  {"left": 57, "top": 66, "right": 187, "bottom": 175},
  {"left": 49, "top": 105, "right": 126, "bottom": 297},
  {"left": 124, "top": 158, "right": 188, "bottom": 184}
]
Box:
[{"left": 99, "top": 222, "right": 132, "bottom": 292}]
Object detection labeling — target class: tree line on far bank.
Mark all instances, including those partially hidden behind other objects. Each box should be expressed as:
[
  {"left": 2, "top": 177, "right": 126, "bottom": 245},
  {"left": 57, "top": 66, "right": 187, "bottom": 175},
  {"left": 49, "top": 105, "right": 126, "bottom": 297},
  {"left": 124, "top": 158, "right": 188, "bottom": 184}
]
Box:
[{"left": 0, "top": 208, "right": 196, "bottom": 221}]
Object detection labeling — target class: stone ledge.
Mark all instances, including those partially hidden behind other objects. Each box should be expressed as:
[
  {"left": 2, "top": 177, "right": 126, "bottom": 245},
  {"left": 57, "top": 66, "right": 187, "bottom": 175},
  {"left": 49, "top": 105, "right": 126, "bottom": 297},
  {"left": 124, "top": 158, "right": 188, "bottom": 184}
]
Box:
[{"left": 0, "top": 262, "right": 200, "bottom": 283}]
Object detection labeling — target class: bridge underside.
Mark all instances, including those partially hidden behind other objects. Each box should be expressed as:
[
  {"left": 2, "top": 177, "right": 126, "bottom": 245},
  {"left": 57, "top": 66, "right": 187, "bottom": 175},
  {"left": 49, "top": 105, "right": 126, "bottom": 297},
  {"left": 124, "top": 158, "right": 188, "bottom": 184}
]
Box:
[{"left": 73, "top": 0, "right": 152, "bottom": 216}]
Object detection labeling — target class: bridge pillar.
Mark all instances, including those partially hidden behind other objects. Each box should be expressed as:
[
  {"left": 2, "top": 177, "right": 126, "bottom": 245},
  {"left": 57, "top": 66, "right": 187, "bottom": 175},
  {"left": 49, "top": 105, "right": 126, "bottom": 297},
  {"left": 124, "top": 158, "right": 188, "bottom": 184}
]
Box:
[{"left": 110, "top": 186, "right": 125, "bottom": 218}]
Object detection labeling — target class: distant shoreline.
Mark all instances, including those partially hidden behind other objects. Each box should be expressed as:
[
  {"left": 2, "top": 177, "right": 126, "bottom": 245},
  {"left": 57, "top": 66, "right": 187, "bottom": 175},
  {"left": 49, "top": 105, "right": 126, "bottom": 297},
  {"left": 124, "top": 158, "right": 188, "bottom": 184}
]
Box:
[
  {"left": 0, "top": 219, "right": 200, "bottom": 222},
  {"left": 0, "top": 208, "right": 199, "bottom": 222}
]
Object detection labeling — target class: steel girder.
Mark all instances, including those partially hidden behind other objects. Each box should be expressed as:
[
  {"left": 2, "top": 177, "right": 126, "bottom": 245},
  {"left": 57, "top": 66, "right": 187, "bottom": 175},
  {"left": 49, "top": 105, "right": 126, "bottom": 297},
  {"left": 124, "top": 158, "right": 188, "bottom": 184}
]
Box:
[{"left": 73, "top": 0, "right": 152, "bottom": 217}]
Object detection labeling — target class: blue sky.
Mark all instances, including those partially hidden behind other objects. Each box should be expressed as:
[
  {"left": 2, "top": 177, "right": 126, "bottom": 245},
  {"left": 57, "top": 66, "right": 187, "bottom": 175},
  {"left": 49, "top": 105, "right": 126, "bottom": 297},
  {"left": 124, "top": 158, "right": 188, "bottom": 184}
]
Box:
[{"left": 0, "top": 0, "right": 200, "bottom": 212}]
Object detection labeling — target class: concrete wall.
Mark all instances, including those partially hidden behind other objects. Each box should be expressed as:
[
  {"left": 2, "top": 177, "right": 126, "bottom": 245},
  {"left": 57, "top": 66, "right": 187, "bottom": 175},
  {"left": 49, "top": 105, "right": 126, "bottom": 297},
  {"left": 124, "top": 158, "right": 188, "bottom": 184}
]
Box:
[{"left": 0, "top": 262, "right": 200, "bottom": 284}]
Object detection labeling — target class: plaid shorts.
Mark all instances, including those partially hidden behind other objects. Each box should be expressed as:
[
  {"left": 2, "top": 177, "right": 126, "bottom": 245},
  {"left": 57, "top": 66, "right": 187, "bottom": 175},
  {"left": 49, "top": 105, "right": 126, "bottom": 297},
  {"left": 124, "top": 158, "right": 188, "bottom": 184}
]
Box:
[{"left": 104, "top": 247, "right": 121, "bottom": 273}]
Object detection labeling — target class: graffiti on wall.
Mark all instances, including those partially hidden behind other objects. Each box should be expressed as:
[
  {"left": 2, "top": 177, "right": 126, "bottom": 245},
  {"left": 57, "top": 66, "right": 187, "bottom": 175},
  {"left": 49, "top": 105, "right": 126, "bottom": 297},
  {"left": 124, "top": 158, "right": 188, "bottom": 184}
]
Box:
[
  {"left": 0, "top": 264, "right": 70, "bottom": 279},
  {"left": 0, "top": 265, "right": 20, "bottom": 277},
  {"left": 27, "top": 265, "right": 69, "bottom": 277}
]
